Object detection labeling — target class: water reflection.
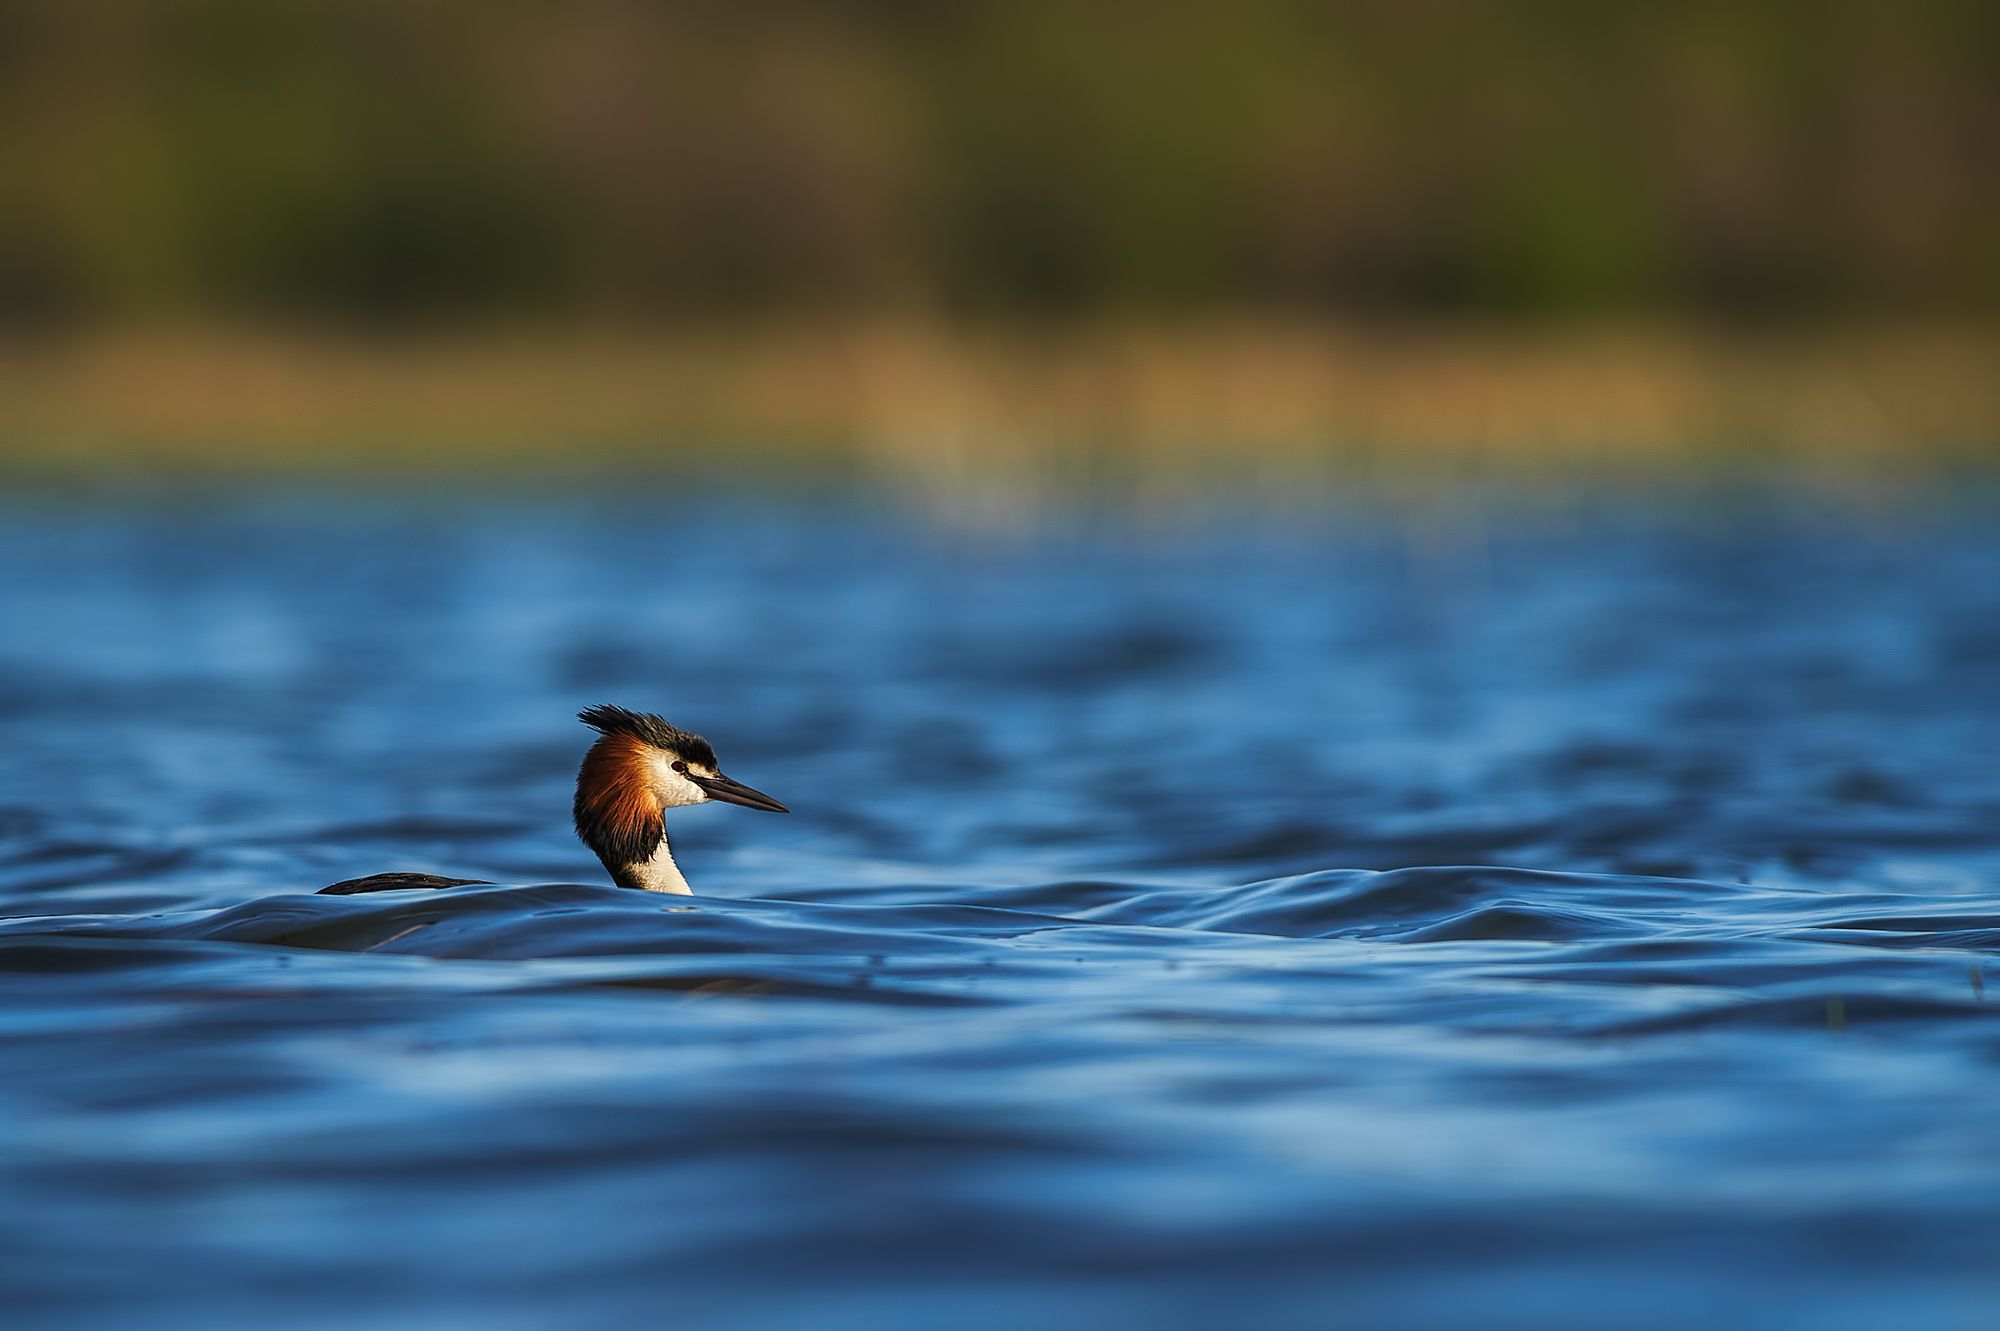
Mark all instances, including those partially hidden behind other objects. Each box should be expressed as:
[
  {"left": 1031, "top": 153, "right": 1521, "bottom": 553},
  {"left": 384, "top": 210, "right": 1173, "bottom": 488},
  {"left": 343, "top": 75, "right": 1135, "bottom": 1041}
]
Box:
[{"left": 0, "top": 487, "right": 1996, "bottom": 1328}]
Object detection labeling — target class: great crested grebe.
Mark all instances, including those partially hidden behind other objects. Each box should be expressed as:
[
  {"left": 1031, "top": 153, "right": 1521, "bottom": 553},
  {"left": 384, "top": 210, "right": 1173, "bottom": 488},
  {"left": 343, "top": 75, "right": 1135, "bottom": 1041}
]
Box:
[{"left": 319, "top": 705, "right": 788, "bottom": 896}]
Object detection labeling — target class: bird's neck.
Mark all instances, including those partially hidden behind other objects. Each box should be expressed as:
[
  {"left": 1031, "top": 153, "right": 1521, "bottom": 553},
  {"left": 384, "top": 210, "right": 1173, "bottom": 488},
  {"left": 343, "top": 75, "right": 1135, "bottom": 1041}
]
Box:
[
  {"left": 575, "top": 734, "right": 692, "bottom": 893},
  {"left": 611, "top": 831, "right": 691, "bottom": 895}
]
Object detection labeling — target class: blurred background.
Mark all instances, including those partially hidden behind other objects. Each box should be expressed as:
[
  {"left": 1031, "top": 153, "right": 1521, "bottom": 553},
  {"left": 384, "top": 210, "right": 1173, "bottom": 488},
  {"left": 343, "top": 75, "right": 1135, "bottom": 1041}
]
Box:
[{"left": 0, "top": 0, "right": 1994, "bottom": 485}]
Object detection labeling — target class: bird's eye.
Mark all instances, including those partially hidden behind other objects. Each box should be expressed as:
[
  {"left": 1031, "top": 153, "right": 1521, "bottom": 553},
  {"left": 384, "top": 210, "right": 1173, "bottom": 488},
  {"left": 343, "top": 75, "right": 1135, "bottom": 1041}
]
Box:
[{"left": 671, "top": 760, "right": 688, "bottom": 773}]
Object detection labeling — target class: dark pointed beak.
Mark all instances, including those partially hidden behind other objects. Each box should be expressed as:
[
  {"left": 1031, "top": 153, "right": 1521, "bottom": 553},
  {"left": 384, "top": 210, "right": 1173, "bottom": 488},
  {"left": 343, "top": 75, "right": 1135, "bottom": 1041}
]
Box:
[{"left": 690, "top": 771, "right": 790, "bottom": 813}]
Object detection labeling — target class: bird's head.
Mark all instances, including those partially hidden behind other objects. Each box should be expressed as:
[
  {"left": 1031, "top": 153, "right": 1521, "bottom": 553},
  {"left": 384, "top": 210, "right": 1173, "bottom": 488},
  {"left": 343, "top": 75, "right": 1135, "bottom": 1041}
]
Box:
[
  {"left": 577, "top": 703, "right": 789, "bottom": 813},
  {"left": 573, "top": 705, "right": 788, "bottom": 884}
]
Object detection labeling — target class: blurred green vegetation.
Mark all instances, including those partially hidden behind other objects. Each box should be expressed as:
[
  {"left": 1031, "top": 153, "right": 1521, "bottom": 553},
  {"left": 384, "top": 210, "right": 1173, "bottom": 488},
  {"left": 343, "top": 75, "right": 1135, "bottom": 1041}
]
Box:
[{"left": 1, "top": 0, "right": 1994, "bottom": 328}]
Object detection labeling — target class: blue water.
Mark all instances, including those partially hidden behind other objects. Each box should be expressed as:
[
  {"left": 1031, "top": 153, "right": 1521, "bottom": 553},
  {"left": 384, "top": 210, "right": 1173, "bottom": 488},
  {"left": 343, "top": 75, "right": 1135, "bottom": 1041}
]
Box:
[{"left": 2, "top": 486, "right": 1997, "bottom": 1329}]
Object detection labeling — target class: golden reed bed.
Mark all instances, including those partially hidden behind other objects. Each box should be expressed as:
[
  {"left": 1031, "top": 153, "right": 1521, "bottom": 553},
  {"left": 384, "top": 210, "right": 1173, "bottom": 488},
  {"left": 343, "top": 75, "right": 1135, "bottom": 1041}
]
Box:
[{"left": 2, "top": 323, "right": 1994, "bottom": 486}]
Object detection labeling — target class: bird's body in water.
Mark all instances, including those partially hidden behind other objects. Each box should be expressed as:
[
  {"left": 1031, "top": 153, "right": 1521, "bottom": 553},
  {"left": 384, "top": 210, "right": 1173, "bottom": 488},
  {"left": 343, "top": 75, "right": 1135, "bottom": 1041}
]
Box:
[{"left": 320, "top": 706, "right": 788, "bottom": 896}]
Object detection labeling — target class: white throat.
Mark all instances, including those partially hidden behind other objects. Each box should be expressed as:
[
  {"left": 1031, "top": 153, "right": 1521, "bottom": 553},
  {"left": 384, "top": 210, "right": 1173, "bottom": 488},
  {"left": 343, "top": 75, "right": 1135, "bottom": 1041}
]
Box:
[{"left": 623, "top": 833, "right": 691, "bottom": 894}]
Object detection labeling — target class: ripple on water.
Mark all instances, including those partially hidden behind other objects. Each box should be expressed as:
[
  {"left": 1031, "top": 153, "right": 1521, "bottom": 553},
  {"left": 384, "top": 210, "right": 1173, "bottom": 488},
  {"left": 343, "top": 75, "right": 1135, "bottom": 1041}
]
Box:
[{"left": 3, "top": 493, "right": 1999, "bottom": 1327}]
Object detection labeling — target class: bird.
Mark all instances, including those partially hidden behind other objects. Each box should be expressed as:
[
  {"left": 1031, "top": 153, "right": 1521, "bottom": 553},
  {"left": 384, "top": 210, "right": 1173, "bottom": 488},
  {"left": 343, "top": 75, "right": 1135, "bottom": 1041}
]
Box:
[{"left": 319, "top": 705, "right": 788, "bottom": 896}]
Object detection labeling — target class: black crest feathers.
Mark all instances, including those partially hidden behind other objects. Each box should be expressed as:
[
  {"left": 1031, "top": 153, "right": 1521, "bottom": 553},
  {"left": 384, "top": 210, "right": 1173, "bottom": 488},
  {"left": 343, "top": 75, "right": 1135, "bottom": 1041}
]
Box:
[{"left": 577, "top": 704, "right": 717, "bottom": 768}]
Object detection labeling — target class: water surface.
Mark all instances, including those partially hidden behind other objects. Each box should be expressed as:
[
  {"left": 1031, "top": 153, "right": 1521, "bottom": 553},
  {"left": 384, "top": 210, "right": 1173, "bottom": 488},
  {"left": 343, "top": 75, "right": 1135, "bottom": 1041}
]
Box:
[{"left": 2, "top": 486, "right": 1997, "bottom": 1328}]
